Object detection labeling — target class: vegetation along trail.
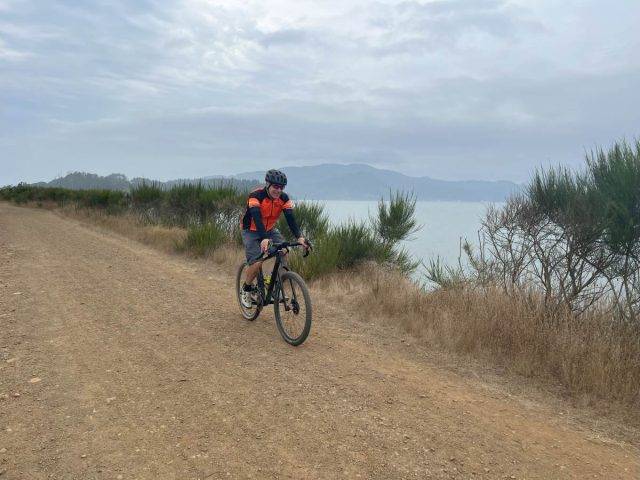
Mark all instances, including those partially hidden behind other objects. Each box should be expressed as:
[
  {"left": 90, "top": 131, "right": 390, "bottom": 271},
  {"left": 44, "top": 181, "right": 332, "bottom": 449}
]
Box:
[{"left": 0, "top": 202, "right": 638, "bottom": 479}]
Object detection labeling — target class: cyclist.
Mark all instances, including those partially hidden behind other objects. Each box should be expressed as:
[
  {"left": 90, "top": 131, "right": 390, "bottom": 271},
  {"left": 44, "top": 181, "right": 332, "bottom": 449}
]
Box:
[{"left": 240, "top": 169, "right": 307, "bottom": 308}]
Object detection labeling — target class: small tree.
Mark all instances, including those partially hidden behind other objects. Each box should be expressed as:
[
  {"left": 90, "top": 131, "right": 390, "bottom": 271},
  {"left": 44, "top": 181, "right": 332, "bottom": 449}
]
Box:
[
  {"left": 447, "top": 138, "right": 640, "bottom": 322},
  {"left": 373, "top": 191, "right": 421, "bottom": 245}
]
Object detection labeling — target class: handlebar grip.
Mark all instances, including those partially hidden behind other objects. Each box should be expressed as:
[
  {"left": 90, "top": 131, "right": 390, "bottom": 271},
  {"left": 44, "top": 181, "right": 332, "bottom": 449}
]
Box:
[{"left": 252, "top": 241, "right": 312, "bottom": 262}]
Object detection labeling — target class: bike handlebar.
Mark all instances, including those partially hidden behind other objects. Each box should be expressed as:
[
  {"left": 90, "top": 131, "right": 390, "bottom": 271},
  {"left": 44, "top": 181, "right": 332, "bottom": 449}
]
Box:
[{"left": 251, "top": 240, "right": 313, "bottom": 263}]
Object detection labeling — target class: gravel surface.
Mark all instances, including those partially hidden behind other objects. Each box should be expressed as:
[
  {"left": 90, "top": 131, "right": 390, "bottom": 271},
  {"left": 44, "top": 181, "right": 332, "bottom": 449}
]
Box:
[{"left": 0, "top": 203, "right": 638, "bottom": 479}]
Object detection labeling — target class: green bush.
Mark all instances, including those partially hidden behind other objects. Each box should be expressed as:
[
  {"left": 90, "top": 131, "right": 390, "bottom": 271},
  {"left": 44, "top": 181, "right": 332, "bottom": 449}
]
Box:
[
  {"left": 276, "top": 201, "right": 330, "bottom": 241},
  {"left": 131, "top": 181, "right": 163, "bottom": 207},
  {"left": 291, "top": 218, "right": 418, "bottom": 280},
  {"left": 47, "top": 187, "right": 75, "bottom": 206},
  {"left": 177, "top": 221, "right": 227, "bottom": 256},
  {"left": 1, "top": 183, "right": 33, "bottom": 204},
  {"left": 288, "top": 233, "right": 342, "bottom": 279},
  {"left": 1, "top": 181, "right": 247, "bottom": 227},
  {"left": 0, "top": 184, "right": 76, "bottom": 206},
  {"left": 373, "top": 191, "right": 420, "bottom": 244},
  {"left": 165, "top": 182, "right": 245, "bottom": 226},
  {"left": 587, "top": 140, "right": 640, "bottom": 253},
  {"left": 78, "top": 189, "right": 127, "bottom": 213},
  {"left": 436, "top": 137, "right": 640, "bottom": 322},
  {"left": 284, "top": 192, "right": 420, "bottom": 280}
]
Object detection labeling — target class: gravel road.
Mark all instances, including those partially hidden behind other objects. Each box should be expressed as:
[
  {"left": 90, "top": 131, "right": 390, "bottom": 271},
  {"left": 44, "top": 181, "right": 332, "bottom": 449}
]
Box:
[{"left": 0, "top": 203, "right": 638, "bottom": 479}]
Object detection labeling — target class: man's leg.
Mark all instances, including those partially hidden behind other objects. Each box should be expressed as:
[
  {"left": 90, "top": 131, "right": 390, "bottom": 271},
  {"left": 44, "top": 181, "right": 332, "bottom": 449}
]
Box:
[
  {"left": 241, "top": 229, "right": 263, "bottom": 288},
  {"left": 245, "top": 260, "right": 262, "bottom": 285},
  {"left": 243, "top": 229, "right": 282, "bottom": 285}
]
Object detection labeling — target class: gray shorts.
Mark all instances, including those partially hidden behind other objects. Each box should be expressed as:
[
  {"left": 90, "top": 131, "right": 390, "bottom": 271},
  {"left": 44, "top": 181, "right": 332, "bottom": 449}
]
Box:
[{"left": 242, "top": 229, "right": 285, "bottom": 264}]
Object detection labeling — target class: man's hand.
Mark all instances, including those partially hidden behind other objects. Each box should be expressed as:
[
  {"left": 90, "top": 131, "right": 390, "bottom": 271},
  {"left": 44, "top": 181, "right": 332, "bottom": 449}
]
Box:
[
  {"left": 297, "top": 236, "right": 308, "bottom": 250},
  {"left": 260, "top": 238, "right": 271, "bottom": 253}
]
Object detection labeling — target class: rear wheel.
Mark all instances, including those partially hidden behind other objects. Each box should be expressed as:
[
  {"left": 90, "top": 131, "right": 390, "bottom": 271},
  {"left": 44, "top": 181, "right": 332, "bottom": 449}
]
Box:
[
  {"left": 274, "top": 271, "right": 312, "bottom": 346},
  {"left": 235, "top": 263, "right": 261, "bottom": 321}
]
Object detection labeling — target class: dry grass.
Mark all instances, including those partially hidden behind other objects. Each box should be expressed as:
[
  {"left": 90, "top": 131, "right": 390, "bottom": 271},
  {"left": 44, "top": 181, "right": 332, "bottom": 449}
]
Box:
[
  {"left": 56, "top": 204, "right": 246, "bottom": 271},
  {"left": 57, "top": 206, "right": 186, "bottom": 254},
  {"left": 204, "top": 244, "right": 246, "bottom": 273},
  {"left": 313, "top": 264, "right": 640, "bottom": 413}
]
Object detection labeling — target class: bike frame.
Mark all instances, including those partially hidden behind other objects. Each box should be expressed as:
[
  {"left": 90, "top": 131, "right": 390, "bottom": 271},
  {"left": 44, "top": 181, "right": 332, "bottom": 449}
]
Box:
[
  {"left": 256, "top": 250, "right": 288, "bottom": 306},
  {"left": 251, "top": 241, "right": 308, "bottom": 306}
]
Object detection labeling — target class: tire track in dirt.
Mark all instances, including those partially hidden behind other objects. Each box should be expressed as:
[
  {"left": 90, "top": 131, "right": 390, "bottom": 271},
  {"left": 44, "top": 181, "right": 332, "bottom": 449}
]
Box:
[{"left": 0, "top": 203, "right": 638, "bottom": 479}]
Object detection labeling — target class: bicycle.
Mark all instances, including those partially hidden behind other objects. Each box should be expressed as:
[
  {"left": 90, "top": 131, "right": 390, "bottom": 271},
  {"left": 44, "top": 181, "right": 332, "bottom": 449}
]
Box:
[{"left": 235, "top": 241, "right": 313, "bottom": 346}]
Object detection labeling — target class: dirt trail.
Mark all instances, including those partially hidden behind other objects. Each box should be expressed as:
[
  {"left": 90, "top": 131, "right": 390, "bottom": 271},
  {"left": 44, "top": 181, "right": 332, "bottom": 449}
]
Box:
[{"left": 0, "top": 203, "right": 638, "bottom": 479}]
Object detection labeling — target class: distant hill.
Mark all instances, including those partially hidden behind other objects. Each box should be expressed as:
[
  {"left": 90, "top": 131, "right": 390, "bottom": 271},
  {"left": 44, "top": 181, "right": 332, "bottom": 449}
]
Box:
[
  {"left": 231, "top": 164, "right": 520, "bottom": 201},
  {"left": 35, "top": 172, "right": 132, "bottom": 191},
  {"left": 32, "top": 165, "right": 519, "bottom": 201},
  {"left": 33, "top": 172, "right": 258, "bottom": 192}
]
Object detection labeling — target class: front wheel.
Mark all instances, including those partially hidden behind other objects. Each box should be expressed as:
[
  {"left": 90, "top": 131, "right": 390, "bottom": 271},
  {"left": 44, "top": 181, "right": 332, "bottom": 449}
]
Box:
[
  {"left": 274, "top": 271, "right": 312, "bottom": 346},
  {"left": 235, "top": 263, "right": 262, "bottom": 321}
]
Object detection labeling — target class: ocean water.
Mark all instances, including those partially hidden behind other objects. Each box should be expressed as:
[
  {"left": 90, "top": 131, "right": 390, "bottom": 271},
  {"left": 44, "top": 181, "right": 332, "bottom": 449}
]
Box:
[{"left": 315, "top": 200, "right": 500, "bottom": 273}]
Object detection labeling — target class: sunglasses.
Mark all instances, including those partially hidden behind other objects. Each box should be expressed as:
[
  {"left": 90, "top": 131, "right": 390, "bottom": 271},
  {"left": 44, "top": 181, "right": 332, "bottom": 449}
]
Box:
[{"left": 270, "top": 184, "right": 285, "bottom": 190}]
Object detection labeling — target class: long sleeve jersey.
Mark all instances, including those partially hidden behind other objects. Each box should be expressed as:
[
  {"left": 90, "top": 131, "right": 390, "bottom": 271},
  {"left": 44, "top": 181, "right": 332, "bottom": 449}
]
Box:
[{"left": 240, "top": 187, "right": 301, "bottom": 240}]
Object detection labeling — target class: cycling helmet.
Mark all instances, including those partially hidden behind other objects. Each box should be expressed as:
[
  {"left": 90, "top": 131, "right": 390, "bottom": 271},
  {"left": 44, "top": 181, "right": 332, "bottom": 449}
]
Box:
[{"left": 265, "top": 169, "right": 287, "bottom": 186}]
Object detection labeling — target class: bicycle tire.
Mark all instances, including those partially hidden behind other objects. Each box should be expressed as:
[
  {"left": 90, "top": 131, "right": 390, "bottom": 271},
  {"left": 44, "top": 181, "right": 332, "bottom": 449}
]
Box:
[
  {"left": 235, "top": 262, "right": 262, "bottom": 321},
  {"left": 273, "top": 271, "right": 312, "bottom": 346}
]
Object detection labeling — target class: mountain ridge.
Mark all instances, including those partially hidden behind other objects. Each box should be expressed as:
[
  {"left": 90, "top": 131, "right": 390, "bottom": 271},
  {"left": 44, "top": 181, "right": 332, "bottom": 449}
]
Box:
[
  {"left": 228, "top": 163, "right": 519, "bottom": 201},
  {"left": 31, "top": 164, "right": 520, "bottom": 201}
]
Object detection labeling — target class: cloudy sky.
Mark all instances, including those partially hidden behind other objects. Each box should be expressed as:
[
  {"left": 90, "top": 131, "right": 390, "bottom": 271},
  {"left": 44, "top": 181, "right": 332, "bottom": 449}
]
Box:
[{"left": 2, "top": 0, "right": 639, "bottom": 184}]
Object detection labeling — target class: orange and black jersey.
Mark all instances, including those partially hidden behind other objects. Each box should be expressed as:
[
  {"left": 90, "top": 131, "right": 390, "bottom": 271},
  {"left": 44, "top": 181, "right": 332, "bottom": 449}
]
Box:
[{"left": 241, "top": 187, "right": 301, "bottom": 240}]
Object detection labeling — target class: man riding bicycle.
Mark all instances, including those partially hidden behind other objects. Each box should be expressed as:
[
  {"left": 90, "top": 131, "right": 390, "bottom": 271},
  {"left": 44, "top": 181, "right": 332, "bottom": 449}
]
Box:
[{"left": 240, "top": 169, "right": 307, "bottom": 308}]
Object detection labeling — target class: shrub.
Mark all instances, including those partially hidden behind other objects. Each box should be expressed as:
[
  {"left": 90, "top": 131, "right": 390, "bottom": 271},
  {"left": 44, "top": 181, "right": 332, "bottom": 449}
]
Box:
[
  {"left": 165, "top": 182, "right": 245, "bottom": 227},
  {"left": 177, "top": 221, "right": 227, "bottom": 256},
  {"left": 131, "top": 181, "right": 163, "bottom": 207},
  {"left": 1, "top": 184, "right": 79, "bottom": 206},
  {"left": 78, "top": 189, "right": 127, "bottom": 213},
  {"left": 291, "top": 218, "right": 417, "bottom": 280},
  {"left": 430, "top": 138, "right": 640, "bottom": 323},
  {"left": 276, "top": 201, "right": 330, "bottom": 241},
  {"left": 373, "top": 191, "right": 420, "bottom": 244}
]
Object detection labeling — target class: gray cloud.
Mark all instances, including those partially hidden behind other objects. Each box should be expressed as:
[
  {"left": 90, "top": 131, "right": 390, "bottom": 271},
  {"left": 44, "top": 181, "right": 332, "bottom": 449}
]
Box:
[
  {"left": 396, "top": 0, "right": 535, "bottom": 37},
  {"left": 1, "top": 0, "right": 639, "bottom": 185},
  {"left": 260, "top": 29, "right": 313, "bottom": 48}
]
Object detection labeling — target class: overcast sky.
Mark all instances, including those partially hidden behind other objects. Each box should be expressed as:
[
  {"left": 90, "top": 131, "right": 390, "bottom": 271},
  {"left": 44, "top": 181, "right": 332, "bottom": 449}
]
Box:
[{"left": 2, "top": 0, "right": 639, "bottom": 184}]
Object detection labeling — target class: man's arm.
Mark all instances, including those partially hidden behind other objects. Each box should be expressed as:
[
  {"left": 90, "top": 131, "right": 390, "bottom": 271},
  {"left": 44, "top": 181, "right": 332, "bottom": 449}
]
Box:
[
  {"left": 283, "top": 209, "right": 301, "bottom": 239},
  {"left": 250, "top": 206, "right": 272, "bottom": 253},
  {"left": 281, "top": 194, "right": 302, "bottom": 240},
  {"left": 247, "top": 197, "right": 268, "bottom": 239}
]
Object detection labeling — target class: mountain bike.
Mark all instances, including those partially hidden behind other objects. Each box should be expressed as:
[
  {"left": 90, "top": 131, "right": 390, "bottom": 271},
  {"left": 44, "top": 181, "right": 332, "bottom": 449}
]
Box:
[{"left": 235, "top": 241, "right": 312, "bottom": 346}]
